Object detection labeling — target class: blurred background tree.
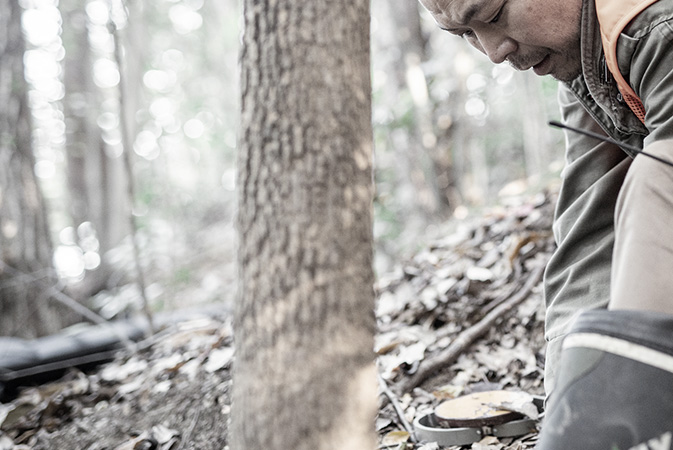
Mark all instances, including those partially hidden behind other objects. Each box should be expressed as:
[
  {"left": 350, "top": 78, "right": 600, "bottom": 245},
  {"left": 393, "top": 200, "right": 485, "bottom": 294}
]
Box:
[
  {"left": 1, "top": 0, "right": 563, "bottom": 336},
  {"left": 0, "top": 0, "right": 78, "bottom": 337}
]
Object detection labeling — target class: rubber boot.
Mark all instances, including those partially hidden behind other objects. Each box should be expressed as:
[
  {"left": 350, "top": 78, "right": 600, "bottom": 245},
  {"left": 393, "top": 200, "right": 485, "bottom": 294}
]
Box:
[{"left": 537, "top": 309, "right": 673, "bottom": 450}]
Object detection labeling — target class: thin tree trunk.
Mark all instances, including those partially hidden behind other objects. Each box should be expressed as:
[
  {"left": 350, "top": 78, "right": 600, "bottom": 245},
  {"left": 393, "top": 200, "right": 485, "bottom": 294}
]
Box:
[
  {"left": 232, "top": 1, "right": 377, "bottom": 449},
  {"left": 61, "top": 0, "right": 128, "bottom": 299},
  {"left": 391, "top": 1, "right": 455, "bottom": 216},
  {"left": 62, "top": 1, "right": 95, "bottom": 229},
  {"left": 0, "top": 0, "right": 74, "bottom": 337}
]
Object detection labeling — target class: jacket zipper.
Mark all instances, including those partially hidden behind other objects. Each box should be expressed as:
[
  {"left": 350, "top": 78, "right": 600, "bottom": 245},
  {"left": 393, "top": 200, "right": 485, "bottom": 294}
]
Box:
[{"left": 601, "top": 54, "right": 625, "bottom": 103}]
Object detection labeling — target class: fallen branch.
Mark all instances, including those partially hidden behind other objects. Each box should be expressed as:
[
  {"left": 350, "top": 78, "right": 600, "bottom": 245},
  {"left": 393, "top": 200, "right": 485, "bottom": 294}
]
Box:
[
  {"left": 397, "top": 261, "right": 546, "bottom": 394},
  {"left": 43, "top": 286, "right": 138, "bottom": 351},
  {"left": 0, "top": 261, "right": 137, "bottom": 351}
]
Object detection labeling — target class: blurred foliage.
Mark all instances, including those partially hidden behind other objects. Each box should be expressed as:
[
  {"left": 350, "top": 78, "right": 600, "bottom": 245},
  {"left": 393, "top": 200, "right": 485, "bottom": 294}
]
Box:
[{"left": 18, "top": 0, "right": 564, "bottom": 317}]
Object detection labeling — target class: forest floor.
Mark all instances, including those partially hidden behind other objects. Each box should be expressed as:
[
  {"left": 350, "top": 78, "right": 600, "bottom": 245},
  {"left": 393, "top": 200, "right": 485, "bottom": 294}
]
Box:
[{"left": 0, "top": 189, "right": 556, "bottom": 450}]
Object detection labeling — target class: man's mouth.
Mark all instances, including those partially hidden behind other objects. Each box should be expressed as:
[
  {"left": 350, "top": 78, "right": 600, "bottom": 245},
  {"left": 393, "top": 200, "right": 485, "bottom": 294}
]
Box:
[{"left": 532, "top": 55, "right": 552, "bottom": 76}]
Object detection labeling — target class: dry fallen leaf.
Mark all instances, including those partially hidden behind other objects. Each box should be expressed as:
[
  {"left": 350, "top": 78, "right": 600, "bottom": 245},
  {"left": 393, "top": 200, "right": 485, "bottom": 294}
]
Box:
[
  {"left": 466, "top": 266, "right": 493, "bottom": 282},
  {"left": 112, "top": 431, "right": 153, "bottom": 450},
  {"left": 381, "top": 430, "right": 410, "bottom": 446},
  {"left": 498, "top": 393, "right": 540, "bottom": 421},
  {"left": 417, "top": 443, "right": 440, "bottom": 450},
  {"left": 152, "top": 423, "right": 180, "bottom": 448},
  {"left": 0, "top": 405, "right": 13, "bottom": 429},
  {"left": 0, "top": 434, "right": 14, "bottom": 450},
  {"left": 432, "top": 384, "right": 464, "bottom": 401},
  {"left": 204, "top": 347, "right": 234, "bottom": 373},
  {"left": 471, "top": 435, "right": 503, "bottom": 450}
]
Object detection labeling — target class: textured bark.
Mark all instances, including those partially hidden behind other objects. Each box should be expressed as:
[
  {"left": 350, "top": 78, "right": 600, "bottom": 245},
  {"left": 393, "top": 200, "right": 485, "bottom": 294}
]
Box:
[
  {"left": 0, "top": 0, "right": 72, "bottom": 337},
  {"left": 232, "top": 1, "right": 377, "bottom": 449}
]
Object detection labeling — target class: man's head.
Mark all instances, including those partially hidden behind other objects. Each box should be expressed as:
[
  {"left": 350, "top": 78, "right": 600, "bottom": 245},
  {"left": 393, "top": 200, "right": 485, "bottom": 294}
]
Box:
[{"left": 418, "top": 0, "right": 583, "bottom": 82}]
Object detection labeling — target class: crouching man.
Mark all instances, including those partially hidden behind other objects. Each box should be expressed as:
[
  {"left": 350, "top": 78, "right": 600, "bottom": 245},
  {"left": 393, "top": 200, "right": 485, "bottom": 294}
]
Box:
[{"left": 415, "top": 0, "right": 673, "bottom": 447}]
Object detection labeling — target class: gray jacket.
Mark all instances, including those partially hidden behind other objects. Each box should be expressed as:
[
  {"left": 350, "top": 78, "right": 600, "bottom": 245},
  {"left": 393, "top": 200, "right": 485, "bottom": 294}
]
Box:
[{"left": 543, "top": 0, "right": 673, "bottom": 391}]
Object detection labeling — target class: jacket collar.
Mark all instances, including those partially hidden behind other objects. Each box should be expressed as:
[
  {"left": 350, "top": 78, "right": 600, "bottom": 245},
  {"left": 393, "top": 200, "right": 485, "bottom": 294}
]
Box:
[{"left": 561, "top": 0, "right": 647, "bottom": 151}]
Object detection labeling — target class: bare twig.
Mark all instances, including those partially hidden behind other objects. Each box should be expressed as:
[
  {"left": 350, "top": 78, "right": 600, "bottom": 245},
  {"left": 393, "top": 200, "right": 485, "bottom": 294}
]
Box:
[
  {"left": 479, "top": 274, "right": 522, "bottom": 317},
  {"left": 398, "top": 261, "right": 546, "bottom": 394},
  {"left": 378, "top": 372, "right": 416, "bottom": 441},
  {"left": 177, "top": 408, "right": 200, "bottom": 450},
  {"left": 108, "top": 12, "right": 154, "bottom": 334}
]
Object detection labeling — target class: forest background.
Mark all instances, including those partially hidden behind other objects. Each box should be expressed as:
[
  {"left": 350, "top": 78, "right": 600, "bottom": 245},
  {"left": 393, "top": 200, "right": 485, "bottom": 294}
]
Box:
[{"left": 0, "top": 0, "right": 564, "bottom": 338}]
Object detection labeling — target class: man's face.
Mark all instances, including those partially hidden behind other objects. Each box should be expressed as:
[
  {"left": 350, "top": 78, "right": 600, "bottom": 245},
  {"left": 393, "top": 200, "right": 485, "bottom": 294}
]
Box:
[{"left": 419, "top": 0, "right": 583, "bottom": 82}]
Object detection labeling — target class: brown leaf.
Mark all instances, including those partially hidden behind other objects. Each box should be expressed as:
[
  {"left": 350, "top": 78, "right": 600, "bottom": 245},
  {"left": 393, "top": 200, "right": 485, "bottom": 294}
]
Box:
[{"left": 381, "top": 430, "right": 410, "bottom": 446}]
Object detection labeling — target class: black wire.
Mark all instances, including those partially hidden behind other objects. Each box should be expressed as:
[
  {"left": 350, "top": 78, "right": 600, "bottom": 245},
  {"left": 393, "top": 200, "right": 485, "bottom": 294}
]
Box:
[{"left": 548, "top": 120, "right": 673, "bottom": 168}]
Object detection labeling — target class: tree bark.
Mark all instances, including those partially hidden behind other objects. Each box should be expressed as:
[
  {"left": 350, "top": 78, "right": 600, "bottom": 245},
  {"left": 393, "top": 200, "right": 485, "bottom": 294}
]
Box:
[
  {"left": 0, "top": 0, "right": 73, "bottom": 337},
  {"left": 231, "top": 1, "right": 377, "bottom": 449}
]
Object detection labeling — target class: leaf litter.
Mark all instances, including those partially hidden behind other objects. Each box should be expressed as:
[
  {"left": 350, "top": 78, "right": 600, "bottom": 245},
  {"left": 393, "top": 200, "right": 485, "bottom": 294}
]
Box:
[
  {"left": 375, "top": 190, "right": 555, "bottom": 449},
  {"left": 0, "top": 191, "right": 555, "bottom": 449}
]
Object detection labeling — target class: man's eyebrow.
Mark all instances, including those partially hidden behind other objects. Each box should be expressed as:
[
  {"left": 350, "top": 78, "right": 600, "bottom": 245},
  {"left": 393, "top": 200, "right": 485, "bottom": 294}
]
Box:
[
  {"left": 455, "top": 3, "right": 480, "bottom": 25},
  {"left": 436, "top": 3, "right": 480, "bottom": 34},
  {"left": 434, "top": 2, "right": 481, "bottom": 32}
]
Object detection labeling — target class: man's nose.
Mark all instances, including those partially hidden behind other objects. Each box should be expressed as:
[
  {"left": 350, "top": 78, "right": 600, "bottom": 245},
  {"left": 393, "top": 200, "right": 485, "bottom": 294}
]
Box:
[{"left": 474, "top": 33, "right": 517, "bottom": 65}]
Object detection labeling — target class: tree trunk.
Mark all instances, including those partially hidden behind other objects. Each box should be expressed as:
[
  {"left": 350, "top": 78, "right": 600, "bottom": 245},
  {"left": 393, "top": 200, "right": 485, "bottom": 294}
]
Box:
[
  {"left": 61, "top": 0, "right": 129, "bottom": 299},
  {"left": 390, "top": 1, "right": 455, "bottom": 216},
  {"left": 232, "top": 1, "right": 377, "bottom": 449},
  {"left": 0, "top": 0, "right": 73, "bottom": 337},
  {"left": 62, "top": 1, "right": 98, "bottom": 230}
]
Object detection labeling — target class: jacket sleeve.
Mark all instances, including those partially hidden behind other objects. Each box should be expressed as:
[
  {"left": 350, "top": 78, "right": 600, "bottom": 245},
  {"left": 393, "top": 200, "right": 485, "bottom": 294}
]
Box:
[
  {"left": 609, "top": 4, "right": 673, "bottom": 311},
  {"left": 543, "top": 83, "right": 632, "bottom": 392}
]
